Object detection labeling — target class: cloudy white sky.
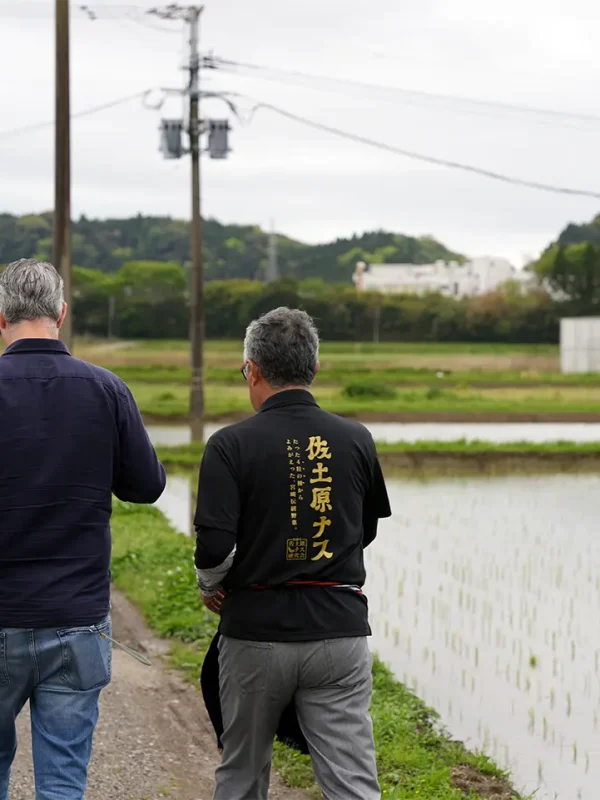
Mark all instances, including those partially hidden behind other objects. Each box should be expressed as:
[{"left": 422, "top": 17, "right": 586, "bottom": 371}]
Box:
[{"left": 1, "top": 0, "right": 600, "bottom": 264}]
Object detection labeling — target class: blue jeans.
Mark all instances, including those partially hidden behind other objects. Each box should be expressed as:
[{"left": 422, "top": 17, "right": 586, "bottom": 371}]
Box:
[{"left": 0, "top": 616, "right": 112, "bottom": 800}]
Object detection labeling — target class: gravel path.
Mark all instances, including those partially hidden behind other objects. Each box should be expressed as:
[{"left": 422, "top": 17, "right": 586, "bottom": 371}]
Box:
[{"left": 9, "top": 591, "right": 307, "bottom": 800}]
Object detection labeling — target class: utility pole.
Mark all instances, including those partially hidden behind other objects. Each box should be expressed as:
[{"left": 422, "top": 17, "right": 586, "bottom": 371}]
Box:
[
  {"left": 372, "top": 300, "right": 381, "bottom": 343},
  {"left": 188, "top": 6, "right": 204, "bottom": 443},
  {"left": 152, "top": 4, "right": 231, "bottom": 441},
  {"left": 54, "top": 0, "right": 72, "bottom": 349},
  {"left": 107, "top": 295, "right": 116, "bottom": 339},
  {"left": 266, "top": 219, "right": 279, "bottom": 282}
]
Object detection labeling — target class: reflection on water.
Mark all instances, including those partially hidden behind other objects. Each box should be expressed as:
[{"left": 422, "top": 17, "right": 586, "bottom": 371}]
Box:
[
  {"left": 365, "top": 475, "right": 600, "bottom": 800},
  {"left": 147, "top": 424, "right": 221, "bottom": 446},
  {"left": 154, "top": 474, "right": 194, "bottom": 536},
  {"left": 147, "top": 421, "right": 600, "bottom": 446},
  {"left": 155, "top": 470, "right": 600, "bottom": 799}
]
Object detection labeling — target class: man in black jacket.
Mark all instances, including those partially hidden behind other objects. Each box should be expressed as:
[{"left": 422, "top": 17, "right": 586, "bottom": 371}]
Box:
[
  {"left": 0, "top": 259, "right": 166, "bottom": 800},
  {"left": 194, "top": 307, "right": 391, "bottom": 800}
]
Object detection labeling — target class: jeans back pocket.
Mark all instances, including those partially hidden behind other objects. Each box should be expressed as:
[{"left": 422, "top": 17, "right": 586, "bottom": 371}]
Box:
[
  {"left": 0, "top": 632, "right": 9, "bottom": 685},
  {"left": 57, "top": 618, "right": 112, "bottom": 692}
]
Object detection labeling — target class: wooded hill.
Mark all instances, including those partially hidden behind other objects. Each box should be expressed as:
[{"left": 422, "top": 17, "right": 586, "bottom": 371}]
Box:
[{"left": 0, "top": 212, "right": 462, "bottom": 282}]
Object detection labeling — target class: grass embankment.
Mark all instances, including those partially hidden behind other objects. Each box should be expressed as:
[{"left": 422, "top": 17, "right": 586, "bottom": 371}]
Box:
[
  {"left": 111, "top": 501, "right": 523, "bottom": 800},
  {"left": 156, "top": 440, "right": 600, "bottom": 478},
  {"left": 132, "top": 381, "right": 600, "bottom": 422},
  {"left": 114, "top": 364, "right": 600, "bottom": 388}
]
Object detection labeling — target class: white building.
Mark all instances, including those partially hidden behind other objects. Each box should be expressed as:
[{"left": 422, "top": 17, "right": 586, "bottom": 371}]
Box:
[
  {"left": 560, "top": 317, "right": 600, "bottom": 373},
  {"left": 353, "top": 257, "right": 531, "bottom": 298}
]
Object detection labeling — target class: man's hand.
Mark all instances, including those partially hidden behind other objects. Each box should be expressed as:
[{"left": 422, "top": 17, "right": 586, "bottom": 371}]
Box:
[{"left": 201, "top": 588, "right": 225, "bottom": 615}]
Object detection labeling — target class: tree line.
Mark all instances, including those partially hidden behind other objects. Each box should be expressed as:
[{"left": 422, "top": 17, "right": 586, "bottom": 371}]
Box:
[
  {"left": 0, "top": 212, "right": 461, "bottom": 283},
  {"left": 3, "top": 211, "right": 600, "bottom": 343},
  {"left": 67, "top": 260, "right": 563, "bottom": 343}
]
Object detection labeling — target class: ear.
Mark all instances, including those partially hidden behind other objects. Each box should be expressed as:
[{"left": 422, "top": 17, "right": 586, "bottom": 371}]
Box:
[
  {"left": 248, "top": 360, "right": 261, "bottom": 386},
  {"left": 57, "top": 303, "right": 68, "bottom": 329},
  {"left": 0, "top": 313, "right": 7, "bottom": 331},
  {"left": 314, "top": 360, "right": 321, "bottom": 377}
]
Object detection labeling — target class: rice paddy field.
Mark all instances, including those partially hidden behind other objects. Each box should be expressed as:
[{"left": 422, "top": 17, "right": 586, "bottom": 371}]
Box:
[{"left": 69, "top": 339, "right": 600, "bottom": 422}]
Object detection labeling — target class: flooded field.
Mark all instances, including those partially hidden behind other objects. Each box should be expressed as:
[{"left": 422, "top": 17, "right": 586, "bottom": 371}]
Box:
[
  {"left": 147, "top": 421, "right": 600, "bottom": 447},
  {"left": 154, "top": 470, "right": 600, "bottom": 800},
  {"left": 365, "top": 474, "right": 600, "bottom": 800}
]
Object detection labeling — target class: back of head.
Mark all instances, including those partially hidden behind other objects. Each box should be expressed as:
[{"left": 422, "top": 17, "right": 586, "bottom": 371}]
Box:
[
  {"left": 0, "top": 258, "right": 64, "bottom": 326},
  {"left": 244, "top": 307, "right": 319, "bottom": 389}
]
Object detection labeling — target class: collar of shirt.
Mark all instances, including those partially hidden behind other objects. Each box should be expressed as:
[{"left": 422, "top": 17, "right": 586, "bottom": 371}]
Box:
[
  {"left": 2, "top": 338, "right": 72, "bottom": 357},
  {"left": 259, "top": 389, "right": 318, "bottom": 414}
]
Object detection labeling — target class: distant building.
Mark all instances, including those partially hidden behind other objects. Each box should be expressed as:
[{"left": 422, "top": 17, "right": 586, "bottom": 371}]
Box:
[
  {"left": 352, "top": 257, "right": 532, "bottom": 298},
  {"left": 560, "top": 317, "right": 600, "bottom": 373}
]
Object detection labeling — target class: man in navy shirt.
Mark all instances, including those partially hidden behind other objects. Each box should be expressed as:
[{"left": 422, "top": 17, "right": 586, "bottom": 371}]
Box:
[{"left": 0, "top": 259, "right": 166, "bottom": 800}]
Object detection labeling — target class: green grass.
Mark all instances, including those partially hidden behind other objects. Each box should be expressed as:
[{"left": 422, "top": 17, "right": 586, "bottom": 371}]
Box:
[
  {"left": 130, "top": 380, "right": 600, "bottom": 421},
  {"left": 154, "top": 439, "right": 600, "bottom": 468},
  {"left": 113, "top": 363, "right": 600, "bottom": 387},
  {"left": 376, "top": 439, "right": 600, "bottom": 453},
  {"left": 111, "top": 502, "right": 525, "bottom": 799},
  {"left": 130, "top": 382, "right": 249, "bottom": 419}
]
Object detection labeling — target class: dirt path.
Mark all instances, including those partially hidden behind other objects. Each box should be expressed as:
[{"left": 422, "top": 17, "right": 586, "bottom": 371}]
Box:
[{"left": 10, "top": 591, "right": 308, "bottom": 800}]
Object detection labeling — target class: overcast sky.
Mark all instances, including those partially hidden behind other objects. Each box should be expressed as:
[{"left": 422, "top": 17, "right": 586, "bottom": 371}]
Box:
[{"left": 1, "top": 0, "right": 600, "bottom": 265}]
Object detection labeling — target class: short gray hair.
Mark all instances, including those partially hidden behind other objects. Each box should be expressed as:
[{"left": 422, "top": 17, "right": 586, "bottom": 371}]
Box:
[
  {"left": 244, "top": 307, "right": 319, "bottom": 388},
  {"left": 0, "top": 259, "right": 64, "bottom": 324}
]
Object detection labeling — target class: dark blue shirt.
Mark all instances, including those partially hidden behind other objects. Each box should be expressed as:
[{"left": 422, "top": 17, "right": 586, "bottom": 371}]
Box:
[{"left": 0, "top": 338, "right": 166, "bottom": 628}]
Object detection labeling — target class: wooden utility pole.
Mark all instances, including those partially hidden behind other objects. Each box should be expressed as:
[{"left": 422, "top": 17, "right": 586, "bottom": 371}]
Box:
[
  {"left": 188, "top": 6, "right": 204, "bottom": 442},
  {"left": 54, "top": 0, "right": 72, "bottom": 349},
  {"left": 266, "top": 219, "right": 279, "bottom": 282},
  {"left": 150, "top": 3, "right": 222, "bottom": 442}
]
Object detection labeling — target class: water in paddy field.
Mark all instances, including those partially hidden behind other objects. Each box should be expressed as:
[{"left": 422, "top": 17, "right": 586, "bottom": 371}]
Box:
[
  {"left": 147, "top": 422, "right": 600, "bottom": 446},
  {"left": 154, "top": 474, "right": 195, "bottom": 535},
  {"left": 364, "top": 475, "right": 600, "bottom": 800},
  {"left": 154, "top": 470, "right": 600, "bottom": 800}
]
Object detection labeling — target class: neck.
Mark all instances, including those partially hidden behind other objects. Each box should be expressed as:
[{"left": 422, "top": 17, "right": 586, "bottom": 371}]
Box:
[
  {"left": 260, "top": 385, "right": 309, "bottom": 404},
  {"left": 251, "top": 383, "right": 310, "bottom": 411},
  {"left": 269, "top": 385, "right": 309, "bottom": 397},
  {"left": 3, "top": 320, "right": 59, "bottom": 347}
]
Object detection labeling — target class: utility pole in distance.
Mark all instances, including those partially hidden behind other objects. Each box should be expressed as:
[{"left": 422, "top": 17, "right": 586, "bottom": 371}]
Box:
[
  {"left": 266, "top": 219, "right": 279, "bottom": 282},
  {"left": 54, "top": 0, "right": 72, "bottom": 349},
  {"left": 153, "top": 4, "right": 231, "bottom": 442},
  {"left": 188, "top": 6, "right": 204, "bottom": 444}
]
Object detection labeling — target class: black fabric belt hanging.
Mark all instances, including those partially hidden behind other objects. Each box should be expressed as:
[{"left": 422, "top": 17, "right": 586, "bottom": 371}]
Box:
[{"left": 200, "top": 630, "right": 310, "bottom": 755}]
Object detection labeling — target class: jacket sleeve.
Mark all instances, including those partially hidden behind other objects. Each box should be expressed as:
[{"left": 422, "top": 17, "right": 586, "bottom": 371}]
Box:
[
  {"left": 112, "top": 383, "right": 166, "bottom": 503},
  {"left": 362, "top": 445, "right": 391, "bottom": 548},
  {"left": 193, "top": 434, "right": 240, "bottom": 588}
]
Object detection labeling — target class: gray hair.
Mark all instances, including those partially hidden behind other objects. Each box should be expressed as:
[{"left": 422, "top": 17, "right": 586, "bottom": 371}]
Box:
[
  {"left": 0, "top": 259, "right": 64, "bottom": 324},
  {"left": 244, "top": 307, "right": 319, "bottom": 388}
]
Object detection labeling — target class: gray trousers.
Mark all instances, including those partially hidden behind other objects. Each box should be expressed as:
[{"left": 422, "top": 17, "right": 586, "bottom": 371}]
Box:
[{"left": 213, "top": 636, "right": 380, "bottom": 800}]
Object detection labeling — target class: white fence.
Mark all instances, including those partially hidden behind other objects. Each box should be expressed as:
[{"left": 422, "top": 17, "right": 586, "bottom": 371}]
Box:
[{"left": 560, "top": 317, "right": 600, "bottom": 373}]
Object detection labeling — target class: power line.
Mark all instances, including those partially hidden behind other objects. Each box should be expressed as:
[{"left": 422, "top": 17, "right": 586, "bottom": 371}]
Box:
[
  {"left": 0, "top": 3, "right": 167, "bottom": 19},
  {"left": 211, "top": 57, "right": 600, "bottom": 129},
  {"left": 246, "top": 100, "right": 600, "bottom": 200},
  {"left": 81, "top": 4, "right": 183, "bottom": 32},
  {"left": 1, "top": 79, "right": 597, "bottom": 200},
  {"left": 0, "top": 90, "right": 152, "bottom": 141}
]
